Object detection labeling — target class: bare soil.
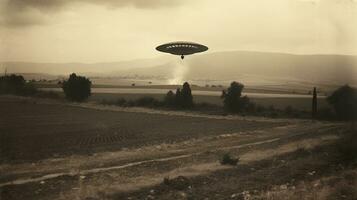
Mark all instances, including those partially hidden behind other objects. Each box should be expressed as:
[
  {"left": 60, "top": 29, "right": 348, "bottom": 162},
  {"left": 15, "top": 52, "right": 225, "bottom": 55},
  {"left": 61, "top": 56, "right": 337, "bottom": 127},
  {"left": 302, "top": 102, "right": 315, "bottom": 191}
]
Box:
[
  {"left": 0, "top": 96, "right": 282, "bottom": 163},
  {"left": 0, "top": 95, "right": 353, "bottom": 200}
]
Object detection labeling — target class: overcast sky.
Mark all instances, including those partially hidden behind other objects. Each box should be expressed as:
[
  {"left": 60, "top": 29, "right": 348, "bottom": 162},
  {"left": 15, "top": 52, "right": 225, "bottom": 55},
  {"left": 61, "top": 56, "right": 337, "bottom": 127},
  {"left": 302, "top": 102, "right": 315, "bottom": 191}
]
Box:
[{"left": 1, "top": 0, "right": 357, "bottom": 63}]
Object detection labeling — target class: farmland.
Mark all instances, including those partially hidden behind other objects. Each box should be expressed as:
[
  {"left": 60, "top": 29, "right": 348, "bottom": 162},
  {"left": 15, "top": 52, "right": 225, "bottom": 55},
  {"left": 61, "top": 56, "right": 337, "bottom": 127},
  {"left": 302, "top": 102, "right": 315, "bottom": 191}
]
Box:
[{"left": 0, "top": 95, "right": 354, "bottom": 200}]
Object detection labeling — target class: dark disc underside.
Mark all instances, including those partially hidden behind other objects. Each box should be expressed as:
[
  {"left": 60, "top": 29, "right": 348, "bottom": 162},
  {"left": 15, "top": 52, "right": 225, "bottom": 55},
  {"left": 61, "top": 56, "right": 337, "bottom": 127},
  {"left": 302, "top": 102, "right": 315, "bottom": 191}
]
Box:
[{"left": 156, "top": 41, "right": 208, "bottom": 56}]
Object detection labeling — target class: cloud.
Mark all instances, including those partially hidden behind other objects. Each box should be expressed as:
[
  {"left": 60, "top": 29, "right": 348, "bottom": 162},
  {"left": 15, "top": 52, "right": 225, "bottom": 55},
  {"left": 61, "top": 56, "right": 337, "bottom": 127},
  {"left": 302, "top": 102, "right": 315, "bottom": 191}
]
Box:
[
  {"left": 7, "top": 0, "right": 182, "bottom": 10},
  {"left": 0, "top": 0, "right": 183, "bottom": 27}
]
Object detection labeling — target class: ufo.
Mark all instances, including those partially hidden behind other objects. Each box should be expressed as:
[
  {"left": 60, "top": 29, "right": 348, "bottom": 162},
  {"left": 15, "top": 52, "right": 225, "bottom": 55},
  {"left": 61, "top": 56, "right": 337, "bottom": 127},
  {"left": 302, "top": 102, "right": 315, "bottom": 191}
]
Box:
[{"left": 156, "top": 41, "right": 208, "bottom": 59}]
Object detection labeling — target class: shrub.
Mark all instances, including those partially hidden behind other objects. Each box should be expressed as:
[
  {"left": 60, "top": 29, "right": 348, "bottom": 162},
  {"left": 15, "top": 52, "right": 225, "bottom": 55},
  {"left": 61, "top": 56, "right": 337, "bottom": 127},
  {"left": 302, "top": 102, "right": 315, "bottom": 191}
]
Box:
[
  {"left": 62, "top": 73, "right": 91, "bottom": 102},
  {"left": 256, "top": 105, "right": 266, "bottom": 112},
  {"left": 0, "top": 74, "right": 38, "bottom": 96},
  {"left": 285, "top": 105, "right": 293, "bottom": 115},
  {"left": 220, "top": 153, "right": 239, "bottom": 166},
  {"left": 316, "top": 107, "right": 335, "bottom": 120},
  {"left": 222, "top": 81, "right": 250, "bottom": 113},
  {"left": 115, "top": 98, "right": 127, "bottom": 106},
  {"left": 327, "top": 85, "right": 357, "bottom": 120},
  {"left": 126, "top": 100, "right": 136, "bottom": 107},
  {"left": 162, "top": 176, "right": 190, "bottom": 190},
  {"left": 0, "top": 74, "right": 25, "bottom": 93},
  {"left": 164, "top": 90, "right": 176, "bottom": 106},
  {"left": 35, "top": 91, "right": 61, "bottom": 99},
  {"left": 135, "top": 97, "right": 161, "bottom": 107},
  {"left": 246, "top": 102, "right": 257, "bottom": 113},
  {"left": 328, "top": 182, "right": 357, "bottom": 200},
  {"left": 100, "top": 97, "right": 163, "bottom": 108},
  {"left": 334, "top": 131, "right": 357, "bottom": 165},
  {"left": 268, "top": 105, "right": 275, "bottom": 111}
]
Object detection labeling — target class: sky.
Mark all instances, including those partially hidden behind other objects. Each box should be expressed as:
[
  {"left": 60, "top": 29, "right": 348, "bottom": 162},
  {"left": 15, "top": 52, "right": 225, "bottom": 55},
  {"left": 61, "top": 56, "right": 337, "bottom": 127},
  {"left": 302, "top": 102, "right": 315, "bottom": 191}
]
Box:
[{"left": 0, "top": 0, "right": 357, "bottom": 63}]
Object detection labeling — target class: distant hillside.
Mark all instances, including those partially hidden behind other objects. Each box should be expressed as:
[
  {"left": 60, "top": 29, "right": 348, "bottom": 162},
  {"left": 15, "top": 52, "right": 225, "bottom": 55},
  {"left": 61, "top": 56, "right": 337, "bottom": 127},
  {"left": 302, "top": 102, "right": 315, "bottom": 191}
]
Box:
[
  {"left": 2, "top": 51, "right": 356, "bottom": 86},
  {"left": 187, "top": 51, "right": 357, "bottom": 85},
  {"left": 0, "top": 58, "right": 171, "bottom": 76}
]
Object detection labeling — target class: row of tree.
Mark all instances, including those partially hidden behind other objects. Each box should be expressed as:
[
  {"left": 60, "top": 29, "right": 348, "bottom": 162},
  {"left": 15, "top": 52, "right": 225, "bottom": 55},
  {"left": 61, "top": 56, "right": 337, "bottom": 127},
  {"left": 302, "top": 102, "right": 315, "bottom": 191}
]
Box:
[
  {"left": 164, "top": 82, "right": 194, "bottom": 108},
  {"left": 163, "top": 81, "right": 251, "bottom": 112},
  {"left": 0, "top": 73, "right": 91, "bottom": 101},
  {"left": 162, "top": 81, "right": 357, "bottom": 120},
  {"left": 1, "top": 73, "right": 356, "bottom": 120}
]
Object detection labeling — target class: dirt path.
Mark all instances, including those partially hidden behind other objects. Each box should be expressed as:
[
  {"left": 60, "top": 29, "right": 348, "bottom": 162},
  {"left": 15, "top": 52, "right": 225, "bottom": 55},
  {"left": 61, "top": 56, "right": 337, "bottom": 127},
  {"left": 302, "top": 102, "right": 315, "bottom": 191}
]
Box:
[
  {"left": 0, "top": 137, "right": 281, "bottom": 188},
  {"left": 1, "top": 122, "right": 343, "bottom": 200},
  {"left": 0, "top": 120, "right": 338, "bottom": 186}
]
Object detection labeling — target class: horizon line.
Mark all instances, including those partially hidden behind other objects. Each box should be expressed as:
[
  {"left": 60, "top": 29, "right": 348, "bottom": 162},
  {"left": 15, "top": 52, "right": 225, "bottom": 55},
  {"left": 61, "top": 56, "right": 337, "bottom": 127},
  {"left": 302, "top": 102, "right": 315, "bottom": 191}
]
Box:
[{"left": 1, "top": 50, "right": 357, "bottom": 64}]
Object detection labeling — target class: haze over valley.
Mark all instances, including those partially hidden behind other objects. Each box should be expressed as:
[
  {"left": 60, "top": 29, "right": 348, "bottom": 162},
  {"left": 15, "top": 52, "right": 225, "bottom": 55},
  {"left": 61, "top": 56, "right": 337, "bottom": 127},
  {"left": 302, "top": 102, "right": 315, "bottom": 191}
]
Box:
[{"left": 2, "top": 51, "right": 357, "bottom": 89}]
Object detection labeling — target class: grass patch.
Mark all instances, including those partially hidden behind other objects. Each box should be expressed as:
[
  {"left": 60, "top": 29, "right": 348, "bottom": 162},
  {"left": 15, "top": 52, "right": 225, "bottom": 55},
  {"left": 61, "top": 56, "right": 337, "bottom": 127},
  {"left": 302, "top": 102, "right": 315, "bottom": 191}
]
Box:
[
  {"left": 162, "top": 176, "right": 191, "bottom": 190},
  {"left": 99, "top": 97, "right": 164, "bottom": 108},
  {"left": 220, "top": 153, "right": 239, "bottom": 166},
  {"left": 333, "top": 130, "right": 357, "bottom": 165}
]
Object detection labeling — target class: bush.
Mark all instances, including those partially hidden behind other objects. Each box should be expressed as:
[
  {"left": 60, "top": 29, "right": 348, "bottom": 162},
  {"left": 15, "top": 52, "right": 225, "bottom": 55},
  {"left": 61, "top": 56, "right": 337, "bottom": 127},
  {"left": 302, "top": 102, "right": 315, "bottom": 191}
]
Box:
[
  {"left": 328, "top": 182, "right": 357, "bottom": 200},
  {"left": 245, "top": 102, "right": 257, "bottom": 113},
  {"left": 21, "top": 83, "right": 38, "bottom": 96},
  {"left": 220, "top": 153, "right": 239, "bottom": 166},
  {"left": 135, "top": 97, "right": 162, "bottom": 107},
  {"left": 222, "top": 81, "right": 250, "bottom": 113},
  {"left": 327, "top": 85, "right": 357, "bottom": 120},
  {"left": 256, "top": 105, "right": 266, "bottom": 112},
  {"left": 99, "top": 97, "right": 163, "bottom": 108},
  {"left": 62, "top": 73, "right": 91, "bottom": 102},
  {"left": 0, "top": 74, "right": 37, "bottom": 95},
  {"left": 35, "top": 91, "right": 61, "bottom": 99},
  {"left": 164, "top": 90, "right": 175, "bottom": 106},
  {"left": 285, "top": 105, "right": 293, "bottom": 115},
  {"left": 334, "top": 131, "right": 357, "bottom": 165},
  {"left": 0, "top": 74, "right": 25, "bottom": 94},
  {"left": 115, "top": 98, "right": 127, "bottom": 106},
  {"left": 162, "top": 176, "right": 190, "bottom": 190},
  {"left": 316, "top": 107, "right": 335, "bottom": 120}
]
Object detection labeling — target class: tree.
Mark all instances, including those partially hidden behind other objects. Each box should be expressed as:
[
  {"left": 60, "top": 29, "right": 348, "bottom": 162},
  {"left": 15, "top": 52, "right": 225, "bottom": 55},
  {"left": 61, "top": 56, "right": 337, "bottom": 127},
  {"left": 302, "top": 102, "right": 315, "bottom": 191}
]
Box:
[
  {"left": 222, "top": 81, "right": 249, "bottom": 112},
  {"left": 312, "top": 87, "right": 317, "bottom": 118},
  {"left": 180, "top": 82, "right": 193, "bottom": 108},
  {"left": 164, "top": 90, "right": 175, "bottom": 106},
  {"left": 0, "top": 74, "right": 25, "bottom": 94},
  {"left": 327, "top": 85, "right": 357, "bottom": 120},
  {"left": 0, "top": 74, "right": 37, "bottom": 95},
  {"left": 175, "top": 88, "right": 182, "bottom": 106},
  {"left": 165, "top": 82, "right": 194, "bottom": 108},
  {"left": 62, "top": 73, "right": 91, "bottom": 102}
]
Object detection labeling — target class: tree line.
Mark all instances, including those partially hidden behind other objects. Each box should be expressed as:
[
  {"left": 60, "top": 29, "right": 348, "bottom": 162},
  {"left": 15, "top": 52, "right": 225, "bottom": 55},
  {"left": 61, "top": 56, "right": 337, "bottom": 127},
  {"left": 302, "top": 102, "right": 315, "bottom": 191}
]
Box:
[{"left": 1, "top": 73, "right": 356, "bottom": 120}]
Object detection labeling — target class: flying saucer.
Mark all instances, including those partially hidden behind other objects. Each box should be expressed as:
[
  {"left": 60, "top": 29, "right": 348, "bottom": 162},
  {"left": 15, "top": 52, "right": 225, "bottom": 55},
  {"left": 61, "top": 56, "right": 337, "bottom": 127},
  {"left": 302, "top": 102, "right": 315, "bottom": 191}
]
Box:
[{"left": 156, "top": 41, "right": 208, "bottom": 59}]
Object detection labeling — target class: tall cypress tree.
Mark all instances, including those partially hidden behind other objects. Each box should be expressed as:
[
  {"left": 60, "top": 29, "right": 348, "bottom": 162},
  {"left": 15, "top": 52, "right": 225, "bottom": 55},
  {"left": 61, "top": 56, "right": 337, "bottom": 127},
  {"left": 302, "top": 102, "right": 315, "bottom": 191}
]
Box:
[{"left": 312, "top": 87, "right": 317, "bottom": 118}]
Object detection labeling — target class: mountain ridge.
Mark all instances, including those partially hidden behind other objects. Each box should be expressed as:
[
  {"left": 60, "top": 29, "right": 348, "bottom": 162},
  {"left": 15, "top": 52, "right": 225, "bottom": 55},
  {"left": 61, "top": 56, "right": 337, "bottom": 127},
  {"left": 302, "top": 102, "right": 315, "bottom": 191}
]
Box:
[{"left": 1, "top": 51, "right": 356, "bottom": 85}]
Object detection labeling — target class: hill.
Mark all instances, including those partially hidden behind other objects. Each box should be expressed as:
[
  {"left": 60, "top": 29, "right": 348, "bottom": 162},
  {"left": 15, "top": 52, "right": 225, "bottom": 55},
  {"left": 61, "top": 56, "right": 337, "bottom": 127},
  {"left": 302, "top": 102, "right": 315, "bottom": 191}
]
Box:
[{"left": 2, "top": 51, "right": 356, "bottom": 86}]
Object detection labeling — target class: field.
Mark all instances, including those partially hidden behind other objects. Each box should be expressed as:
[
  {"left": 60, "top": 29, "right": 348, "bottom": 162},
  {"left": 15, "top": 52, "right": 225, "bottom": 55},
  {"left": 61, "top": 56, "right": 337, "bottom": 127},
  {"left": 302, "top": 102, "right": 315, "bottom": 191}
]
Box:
[
  {"left": 0, "top": 96, "right": 280, "bottom": 163},
  {"left": 90, "top": 93, "right": 329, "bottom": 111},
  {"left": 0, "top": 95, "right": 355, "bottom": 200},
  {"left": 38, "top": 83, "right": 330, "bottom": 111}
]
